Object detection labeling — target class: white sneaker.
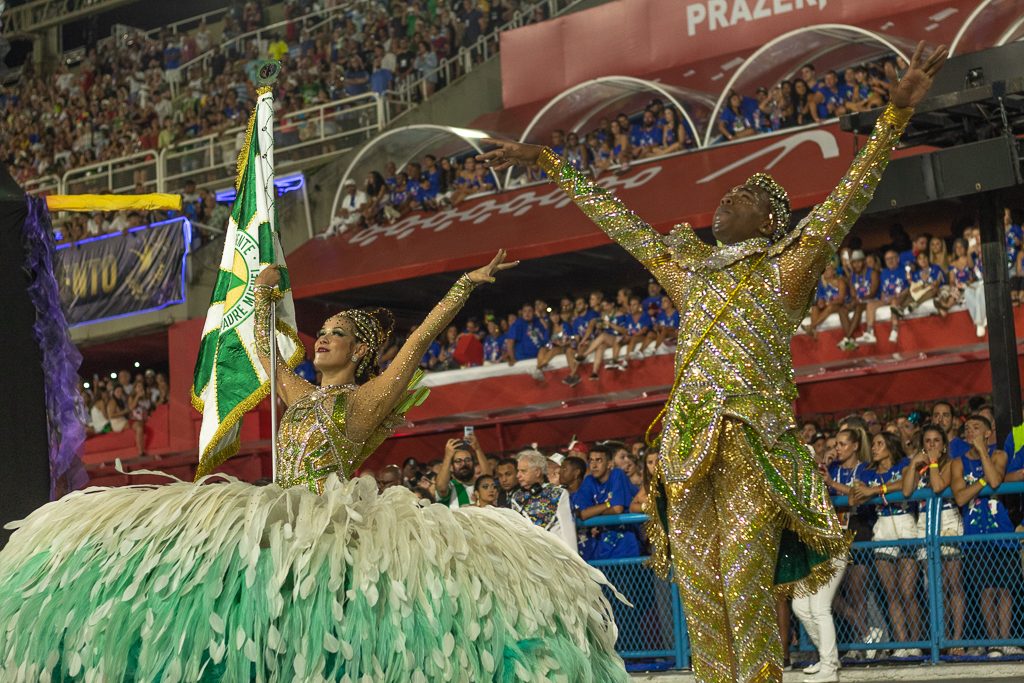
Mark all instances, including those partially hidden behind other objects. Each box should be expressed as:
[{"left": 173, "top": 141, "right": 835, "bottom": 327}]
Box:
[
  {"left": 854, "top": 330, "right": 876, "bottom": 344},
  {"left": 892, "top": 648, "right": 913, "bottom": 657},
  {"left": 906, "top": 648, "right": 923, "bottom": 656},
  {"left": 976, "top": 324, "right": 986, "bottom": 337},
  {"left": 987, "top": 647, "right": 1004, "bottom": 658},
  {"left": 643, "top": 347, "right": 656, "bottom": 357},
  {"left": 888, "top": 328, "right": 899, "bottom": 343},
  {"left": 628, "top": 351, "right": 643, "bottom": 360},
  {"left": 530, "top": 368, "right": 545, "bottom": 381},
  {"left": 965, "top": 647, "right": 985, "bottom": 656},
  {"left": 1001, "top": 645, "right": 1024, "bottom": 655},
  {"left": 803, "top": 670, "right": 838, "bottom": 683},
  {"left": 864, "top": 626, "right": 884, "bottom": 659},
  {"left": 802, "top": 662, "right": 821, "bottom": 674}
]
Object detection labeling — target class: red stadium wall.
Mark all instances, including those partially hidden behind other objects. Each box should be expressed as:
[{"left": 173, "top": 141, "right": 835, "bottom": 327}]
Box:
[
  {"left": 499, "top": 0, "right": 974, "bottom": 108},
  {"left": 84, "top": 306, "right": 1022, "bottom": 486}
]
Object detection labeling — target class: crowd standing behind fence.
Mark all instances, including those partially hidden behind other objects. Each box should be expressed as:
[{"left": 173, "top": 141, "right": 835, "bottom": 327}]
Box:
[{"left": 373, "top": 397, "right": 1024, "bottom": 672}]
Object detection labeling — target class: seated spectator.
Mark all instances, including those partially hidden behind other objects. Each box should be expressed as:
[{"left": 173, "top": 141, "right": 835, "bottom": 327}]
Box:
[
  {"left": 791, "top": 78, "right": 819, "bottom": 125},
  {"left": 564, "top": 131, "right": 588, "bottom": 172},
  {"left": 453, "top": 320, "right": 484, "bottom": 368},
  {"left": 622, "top": 296, "right": 653, "bottom": 361},
  {"left": 761, "top": 83, "right": 795, "bottom": 131},
  {"left": 630, "top": 108, "right": 663, "bottom": 159},
  {"left": 844, "top": 249, "right": 879, "bottom": 348},
  {"left": 471, "top": 474, "right": 499, "bottom": 507},
  {"left": 504, "top": 303, "right": 548, "bottom": 366},
  {"left": 608, "top": 119, "right": 631, "bottom": 169},
  {"left": 575, "top": 444, "right": 640, "bottom": 560},
  {"left": 650, "top": 294, "right": 679, "bottom": 352},
  {"left": 804, "top": 259, "right": 849, "bottom": 339},
  {"left": 936, "top": 238, "right": 974, "bottom": 317},
  {"left": 535, "top": 308, "right": 571, "bottom": 377},
  {"left": 815, "top": 70, "right": 848, "bottom": 119},
  {"left": 903, "top": 251, "right": 943, "bottom": 311},
  {"left": 88, "top": 385, "right": 111, "bottom": 435},
  {"left": 107, "top": 385, "right": 146, "bottom": 456},
  {"left": 950, "top": 415, "right": 1022, "bottom": 657},
  {"left": 510, "top": 449, "right": 576, "bottom": 550},
  {"left": 546, "top": 452, "right": 564, "bottom": 485},
  {"left": 858, "top": 249, "right": 909, "bottom": 345},
  {"left": 435, "top": 325, "right": 461, "bottom": 371},
  {"left": 610, "top": 441, "right": 643, "bottom": 489},
  {"left": 640, "top": 280, "right": 663, "bottom": 317},
  {"left": 585, "top": 298, "right": 628, "bottom": 378},
  {"left": 324, "top": 179, "right": 367, "bottom": 237},
  {"left": 718, "top": 92, "right": 756, "bottom": 142},
  {"left": 482, "top": 319, "right": 506, "bottom": 365},
  {"left": 655, "top": 106, "right": 691, "bottom": 154}
]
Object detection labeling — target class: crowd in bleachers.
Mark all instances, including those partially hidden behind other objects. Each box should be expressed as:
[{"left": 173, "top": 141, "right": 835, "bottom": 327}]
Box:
[
  {"left": 323, "top": 55, "right": 903, "bottom": 235},
  {"left": 714, "top": 58, "right": 899, "bottom": 143},
  {"left": 81, "top": 367, "right": 169, "bottom": 456},
  {"left": 376, "top": 396, "right": 1024, "bottom": 662},
  {"left": 1, "top": 0, "right": 548, "bottom": 193},
  {"left": 806, "top": 211, "right": 1023, "bottom": 349},
  {"left": 363, "top": 215, "right": 1022, "bottom": 385}
]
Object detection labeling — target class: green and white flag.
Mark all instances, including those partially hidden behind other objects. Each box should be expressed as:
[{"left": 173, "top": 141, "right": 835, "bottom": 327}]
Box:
[{"left": 191, "top": 87, "right": 303, "bottom": 477}]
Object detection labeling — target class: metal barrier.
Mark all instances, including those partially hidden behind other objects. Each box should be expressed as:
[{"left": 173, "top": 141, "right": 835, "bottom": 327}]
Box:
[
  {"left": 580, "top": 481, "right": 1024, "bottom": 670},
  {"left": 160, "top": 93, "right": 384, "bottom": 191}
]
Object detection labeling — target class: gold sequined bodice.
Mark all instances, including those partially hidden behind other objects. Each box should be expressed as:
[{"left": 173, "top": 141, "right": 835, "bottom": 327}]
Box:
[{"left": 275, "top": 384, "right": 363, "bottom": 491}]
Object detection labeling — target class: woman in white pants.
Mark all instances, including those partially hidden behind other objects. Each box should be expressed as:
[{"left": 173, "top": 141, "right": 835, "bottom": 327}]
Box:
[
  {"left": 793, "top": 556, "right": 848, "bottom": 683},
  {"left": 902, "top": 424, "right": 966, "bottom": 654}
]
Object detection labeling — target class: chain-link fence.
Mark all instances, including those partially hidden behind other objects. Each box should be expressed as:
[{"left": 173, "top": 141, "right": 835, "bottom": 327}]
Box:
[{"left": 582, "top": 482, "right": 1024, "bottom": 672}]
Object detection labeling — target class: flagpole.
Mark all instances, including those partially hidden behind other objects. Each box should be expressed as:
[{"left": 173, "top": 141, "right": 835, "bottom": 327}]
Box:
[{"left": 269, "top": 300, "right": 279, "bottom": 483}]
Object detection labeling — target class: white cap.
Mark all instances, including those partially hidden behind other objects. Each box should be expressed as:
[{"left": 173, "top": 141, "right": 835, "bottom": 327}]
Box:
[{"left": 547, "top": 452, "right": 565, "bottom": 466}]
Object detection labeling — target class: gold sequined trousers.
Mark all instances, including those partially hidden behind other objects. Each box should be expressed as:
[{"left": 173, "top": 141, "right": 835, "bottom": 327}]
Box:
[{"left": 666, "top": 418, "right": 786, "bottom": 683}]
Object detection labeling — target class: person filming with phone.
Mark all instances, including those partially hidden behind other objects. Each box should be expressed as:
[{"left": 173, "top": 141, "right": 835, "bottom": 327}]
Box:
[{"left": 436, "top": 427, "right": 493, "bottom": 509}]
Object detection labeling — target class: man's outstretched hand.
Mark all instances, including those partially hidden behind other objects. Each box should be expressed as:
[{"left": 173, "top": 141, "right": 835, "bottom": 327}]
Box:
[
  {"left": 475, "top": 138, "right": 545, "bottom": 172},
  {"left": 890, "top": 41, "right": 948, "bottom": 110}
]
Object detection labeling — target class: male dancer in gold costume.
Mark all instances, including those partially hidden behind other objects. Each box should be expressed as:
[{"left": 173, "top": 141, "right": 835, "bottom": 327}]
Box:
[{"left": 479, "top": 42, "right": 947, "bottom": 683}]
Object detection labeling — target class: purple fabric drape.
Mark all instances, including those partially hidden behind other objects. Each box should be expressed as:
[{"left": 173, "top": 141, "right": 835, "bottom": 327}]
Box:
[{"left": 23, "top": 195, "right": 88, "bottom": 499}]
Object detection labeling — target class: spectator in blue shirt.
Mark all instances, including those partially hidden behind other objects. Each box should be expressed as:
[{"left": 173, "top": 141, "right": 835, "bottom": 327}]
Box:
[
  {"left": 641, "top": 279, "right": 663, "bottom": 315},
  {"left": 623, "top": 296, "right": 654, "bottom": 360},
  {"left": 630, "top": 109, "right": 663, "bottom": 160},
  {"left": 849, "top": 432, "right": 921, "bottom": 653},
  {"left": 652, "top": 294, "right": 679, "bottom": 352},
  {"left": 846, "top": 250, "right": 879, "bottom": 347},
  {"left": 858, "top": 249, "right": 911, "bottom": 345},
  {"left": 950, "top": 415, "right": 1019, "bottom": 655},
  {"left": 343, "top": 56, "right": 370, "bottom": 96},
  {"left": 560, "top": 455, "right": 596, "bottom": 559},
  {"left": 562, "top": 295, "right": 600, "bottom": 387},
  {"left": 482, "top": 320, "right": 506, "bottom": 364},
  {"left": 815, "top": 70, "right": 847, "bottom": 119},
  {"left": 535, "top": 308, "right": 572, "bottom": 378},
  {"left": 504, "top": 303, "right": 548, "bottom": 364},
  {"left": 575, "top": 445, "right": 639, "bottom": 560},
  {"left": 908, "top": 251, "right": 945, "bottom": 311},
  {"left": 369, "top": 55, "right": 393, "bottom": 95},
  {"left": 718, "top": 92, "right": 756, "bottom": 142},
  {"left": 931, "top": 400, "right": 962, "bottom": 448}
]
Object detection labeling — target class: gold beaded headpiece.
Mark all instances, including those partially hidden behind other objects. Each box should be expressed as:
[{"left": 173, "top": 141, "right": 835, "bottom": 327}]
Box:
[
  {"left": 335, "top": 308, "right": 394, "bottom": 383},
  {"left": 746, "top": 172, "right": 791, "bottom": 240}
]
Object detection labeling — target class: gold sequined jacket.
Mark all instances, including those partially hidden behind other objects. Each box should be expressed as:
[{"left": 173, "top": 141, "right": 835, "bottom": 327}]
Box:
[
  {"left": 539, "top": 104, "right": 913, "bottom": 485},
  {"left": 252, "top": 274, "right": 477, "bottom": 492}
]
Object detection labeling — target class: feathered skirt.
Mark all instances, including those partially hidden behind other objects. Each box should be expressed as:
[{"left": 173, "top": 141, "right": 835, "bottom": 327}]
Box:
[{"left": 0, "top": 473, "right": 628, "bottom": 682}]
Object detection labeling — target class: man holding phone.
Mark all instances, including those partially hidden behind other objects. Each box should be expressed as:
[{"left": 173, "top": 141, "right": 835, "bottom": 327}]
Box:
[{"left": 435, "top": 429, "right": 493, "bottom": 509}]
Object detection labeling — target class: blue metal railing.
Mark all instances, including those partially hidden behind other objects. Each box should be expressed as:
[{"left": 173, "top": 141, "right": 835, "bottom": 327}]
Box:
[{"left": 578, "top": 481, "right": 1024, "bottom": 669}]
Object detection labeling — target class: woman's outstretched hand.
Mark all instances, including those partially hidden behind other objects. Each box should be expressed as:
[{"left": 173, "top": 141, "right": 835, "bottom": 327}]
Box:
[
  {"left": 890, "top": 41, "right": 948, "bottom": 110},
  {"left": 475, "top": 138, "right": 545, "bottom": 172},
  {"left": 467, "top": 249, "right": 520, "bottom": 284}
]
